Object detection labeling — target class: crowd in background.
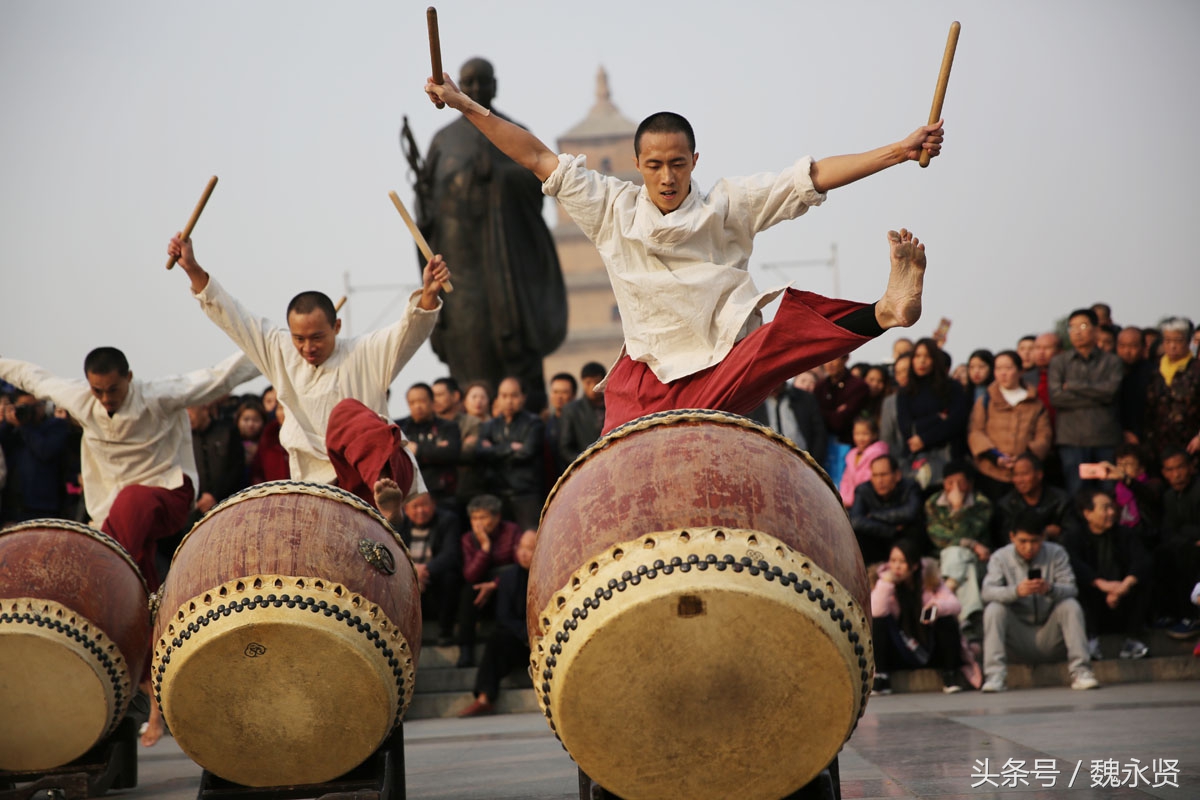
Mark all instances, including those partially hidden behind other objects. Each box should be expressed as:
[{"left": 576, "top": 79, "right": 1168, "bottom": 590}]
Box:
[{"left": 3, "top": 303, "right": 1198, "bottom": 706}]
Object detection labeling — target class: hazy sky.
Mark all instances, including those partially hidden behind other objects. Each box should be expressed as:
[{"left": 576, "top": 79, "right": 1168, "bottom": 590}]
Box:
[{"left": 2, "top": 1, "right": 1198, "bottom": 416}]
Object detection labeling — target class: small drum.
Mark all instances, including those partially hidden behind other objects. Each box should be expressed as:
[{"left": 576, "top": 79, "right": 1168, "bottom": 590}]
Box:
[
  {"left": 0, "top": 519, "right": 151, "bottom": 771},
  {"left": 528, "top": 410, "right": 873, "bottom": 800},
  {"left": 152, "top": 481, "right": 420, "bottom": 787}
]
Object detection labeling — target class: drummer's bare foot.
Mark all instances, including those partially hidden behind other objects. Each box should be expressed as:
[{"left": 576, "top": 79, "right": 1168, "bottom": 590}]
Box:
[
  {"left": 140, "top": 696, "right": 165, "bottom": 747},
  {"left": 875, "top": 228, "right": 926, "bottom": 329},
  {"left": 374, "top": 478, "right": 404, "bottom": 526}
]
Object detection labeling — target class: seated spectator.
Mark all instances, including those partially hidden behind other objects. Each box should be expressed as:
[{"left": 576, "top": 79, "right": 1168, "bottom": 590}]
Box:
[
  {"left": 398, "top": 382, "right": 462, "bottom": 517},
  {"left": 1101, "top": 443, "right": 1163, "bottom": 540},
  {"left": 967, "top": 349, "right": 1052, "bottom": 501},
  {"left": 458, "top": 529, "right": 537, "bottom": 717},
  {"left": 1154, "top": 449, "right": 1200, "bottom": 639},
  {"left": 839, "top": 418, "right": 890, "bottom": 508},
  {"left": 898, "top": 338, "right": 969, "bottom": 489},
  {"left": 925, "top": 460, "right": 993, "bottom": 638},
  {"left": 395, "top": 493, "right": 463, "bottom": 647},
  {"left": 849, "top": 454, "right": 925, "bottom": 567},
  {"left": 817, "top": 354, "right": 868, "bottom": 487},
  {"left": 476, "top": 377, "right": 545, "bottom": 530},
  {"left": 457, "top": 494, "right": 521, "bottom": 667},
  {"left": 870, "top": 540, "right": 977, "bottom": 695},
  {"left": 879, "top": 353, "right": 911, "bottom": 458},
  {"left": 996, "top": 454, "right": 1072, "bottom": 541},
  {"left": 966, "top": 348, "right": 994, "bottom": 405},
  {"left": 0, "top": 392, "right": 72, "bottom": 522},
  {"left": 558, "top": 362, "right": 607, "bottom": 467},
  {"left": 1144, "top": 317, "right": 1200, "bottom": 469},
  {"left": 980, "top": 510, "right": 1098, "bottom": 692},
  {"left": 1062, "top": 488, "right": 1151, "bottom": 660},
  {"left": 249, "top": 404, "right": 289, "bottom": 484},
  {"left": 862, "top": 364, "right": 892, "bottom": 425}
]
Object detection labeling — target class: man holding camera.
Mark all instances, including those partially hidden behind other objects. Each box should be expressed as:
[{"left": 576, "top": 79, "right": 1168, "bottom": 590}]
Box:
[
  {"left": 0, "top": 391, "right": 73, "bottom": 522},
  {"left": 980, "top": 510, "right": 1098, "bottom": 692}
]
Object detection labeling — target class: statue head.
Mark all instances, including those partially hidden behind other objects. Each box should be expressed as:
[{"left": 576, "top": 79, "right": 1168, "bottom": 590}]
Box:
[{"left": 459, "top": 58, "right": 497, "bottom": 109}]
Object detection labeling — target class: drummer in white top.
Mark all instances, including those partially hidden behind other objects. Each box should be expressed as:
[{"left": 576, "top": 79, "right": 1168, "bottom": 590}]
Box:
[
  {"left": 425, "top": 76, "right": 941, "bottom": 434},
  {"left": 167, "top": 234, "right": 451, "bottom": 525}
]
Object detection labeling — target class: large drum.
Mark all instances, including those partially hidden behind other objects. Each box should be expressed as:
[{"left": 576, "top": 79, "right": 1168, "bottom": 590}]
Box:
[
  {"left": 529, "top": 410, "right": 873, "bottom": 800},
  {"left": 0, "top": 519, "right": 151, "bottom": 771},
  {"left": 152, "top": 481, "right": 420, "bottom": 787}
]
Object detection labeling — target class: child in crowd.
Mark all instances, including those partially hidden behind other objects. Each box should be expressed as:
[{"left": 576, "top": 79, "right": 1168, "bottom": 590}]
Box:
[{"left": 840, "top": 417, "right": 890, "bottom": 507}]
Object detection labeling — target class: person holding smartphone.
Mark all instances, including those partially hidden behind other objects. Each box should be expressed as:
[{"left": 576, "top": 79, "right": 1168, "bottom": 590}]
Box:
[{"left": 870, "top": 539, "right": 979, "bottom": 695}]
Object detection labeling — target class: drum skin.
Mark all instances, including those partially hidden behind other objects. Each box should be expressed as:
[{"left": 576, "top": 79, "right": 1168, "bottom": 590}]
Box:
[
  {"left": 0, "top": 519, "right": 150, "bottom": 771},
  {"left": 152, "top": 482, "right": 420, "bottom": 787},
  {"left": 528, "top": 410, "right": 873, "bottom": 800}
]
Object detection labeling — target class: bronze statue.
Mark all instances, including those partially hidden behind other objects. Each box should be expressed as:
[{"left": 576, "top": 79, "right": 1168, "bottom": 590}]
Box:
[{"left": 404, "top": 57, "right": 566, "bottom": 412}]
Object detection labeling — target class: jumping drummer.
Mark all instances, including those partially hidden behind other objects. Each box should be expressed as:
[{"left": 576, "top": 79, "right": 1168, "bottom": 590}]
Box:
[
  {"left": 0, "top": 347, "right": 259, "bottom": 747},
  {"left": 165, "top": 235, "right": 451, "bottom": 526},
  {"left": 424, "top": 77, "right": 942, "bottom": 434}
]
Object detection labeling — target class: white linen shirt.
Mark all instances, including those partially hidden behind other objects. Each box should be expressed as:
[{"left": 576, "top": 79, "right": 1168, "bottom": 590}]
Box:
[
  {"left": 542, "top": 154, "right": 826, "bottom": 383},
  {"left": 193, "top": 277, "right": 438, "bottom": 489},
  {"left": 0, "top": 352, "right": 258, "bottom": 528}
]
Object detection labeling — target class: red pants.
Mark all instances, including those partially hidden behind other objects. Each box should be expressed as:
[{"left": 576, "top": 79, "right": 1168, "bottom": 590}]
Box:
[
  {"left": 325, "top": 398, "right": 415, "bottom": 510},
  {"left": 602, "top": 290, "right": 872, "bottom": 434},
  {"left": 101, "top": 477, "right": 194, "bottom": 591}
]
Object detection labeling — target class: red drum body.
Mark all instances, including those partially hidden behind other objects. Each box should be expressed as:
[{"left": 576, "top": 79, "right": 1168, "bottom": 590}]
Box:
[
  {"left": 528, "top": 410, "right": 873, "bottom": 800},
  {"left": 0, "top": 519, "right": 151, "bottom": 771},
  {"left": 152, "top": 482, "right": 420, "bottom": 787}
]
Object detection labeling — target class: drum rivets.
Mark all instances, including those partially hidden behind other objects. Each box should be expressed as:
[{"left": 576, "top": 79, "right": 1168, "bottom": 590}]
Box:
[
  {"left": 617, "top": 581, "right": 627, "bottom": 591},
  {"left": 579, "top": 608, "right": 589, "bottom": 619},
  {"left": 770, "top": 565, "right": 783, "bottom": 576},
  {"left": 663, "top": 565, "right": 674, "bottom": 575},
  {"left": 849, "top": 631, "right": 860, "bottom": 643},
  {"left": 806, "top": 590, "right": 817, "bottom": 601},
  {"left": 722, "top": 554, "right": 735, "bottom": 563},
  {"left": 607, "top": 578, "right": 619, "bottom": 590},
  {"left": 542, "top": 682, "right": 551, "bottom": 692},
  {"left": 748, "top": 566, "right": 760, "bottom": 576},
  {"left": 543, "top": 669, "right": 552, "bottom": 679},
  {"left": 731, "top": 563, "right": 743, "bottom": 573},
  {"left": 858, "top": 657, "right": 867, "bottom": 668},
  {"left": 594, "top": 587, "right": 604, "bottom": 599},
  {"left": 669, "top": 556, "right": 682, "bottom": 567},
  {"left": 636, "top": 565, "right": 648, "bottom": 575},
  {"left": 555, "top": 632, "right": 564, "bottom": 643},
  {"left": 687, "top": 554, "right": 700, "bottom": 564},
  {"left": 680, "top": 563, "right": 691, "bottom": 573},
  {"left": 621, "top": 570, "right": 633, "bottom": 581},
  {"left": 647, "top": 569, "right": 658, "bottom": 579},
  {"left": 763, "top": 569, "right": 773, "bottom": 581},
  {"left": 571, "top": 608, "right": 581, "bottom": 619},
  {"left": 715, "top": 562, "right": 726, "bottom": 571},
  {"left": 602, "top": 590, "right": 612, "bottom": 600},
  {"left": 653, "top": 559, "right": 665, "bottom": 570},
  {"left": 813, "top": 588, "right": 825, "bottom": 599},
  {"left": 705, "top": 554, "right": 718, "bottom": 564},
  {"left": 547, "top": 656, "right": 557, "bottom": 666},
  {"left": 630, "top": 575, "right": 641, "bottom": 585},
  {"left": 853, "top": 644, "right": 864, "bottom": 656}
]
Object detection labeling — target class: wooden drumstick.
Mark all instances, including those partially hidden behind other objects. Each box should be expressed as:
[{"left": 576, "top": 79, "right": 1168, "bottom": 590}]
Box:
[
  {"left": 335, "top": 296, "right": 347, "bottom": 312},
  {"left": 919, "top": 21, "right": 960, "bottom": 169},
  {"left": 427, "top": 7, "right": 445, "bottom": 109},
  {"left": 388, "top": 190, "right": 454, "bottom": 293},
  {"left": 166, "top": 176, "right": 218, "bottom": 269}
]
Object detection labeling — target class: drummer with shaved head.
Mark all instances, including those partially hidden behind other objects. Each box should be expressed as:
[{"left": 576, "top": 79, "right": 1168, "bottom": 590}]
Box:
[
  {"left": 167, "top": 234, "right": 451, "bottom": 526},
  {"left": 426, "top": 77, "right": 945, "bottom": 434}
]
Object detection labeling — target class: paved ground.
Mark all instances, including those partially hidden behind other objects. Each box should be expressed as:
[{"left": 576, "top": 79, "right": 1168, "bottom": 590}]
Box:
[{"left": 41, "top": 681, "right": 1200, "bottom": 799}]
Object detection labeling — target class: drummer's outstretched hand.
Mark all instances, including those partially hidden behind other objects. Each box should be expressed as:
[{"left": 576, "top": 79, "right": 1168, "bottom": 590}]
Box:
[
  {"left": 167, "top": 233, "right": 210, "bottom": 293},
  {"left": 418, "top": 254, "right": 451, "bottom": 310},
  {"left": 426, "top": 75, "right": 482, "bottom": 116},
  {"left": 901, "top": 119, "right": 945, "bottom": 162}
]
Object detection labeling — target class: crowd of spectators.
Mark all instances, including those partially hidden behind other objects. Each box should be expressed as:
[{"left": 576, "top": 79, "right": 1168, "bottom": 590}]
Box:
[{"left": 3, "top": 304, "right": 1198, "bottom": 705}]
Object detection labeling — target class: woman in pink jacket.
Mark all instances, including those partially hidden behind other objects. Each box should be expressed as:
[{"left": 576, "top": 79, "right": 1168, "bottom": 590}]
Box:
[
  {"left": 870, "top": 538, "right": 980, "bottom": 694},
  {"left": 839, "top": 417, "right": 891, "bottom": 507}
]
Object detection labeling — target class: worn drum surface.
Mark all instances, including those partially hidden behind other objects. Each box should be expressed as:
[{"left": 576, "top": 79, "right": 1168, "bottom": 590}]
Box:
[
  {"left": 529, "top": 410, "right": 873, "bottom": 800},
  {"left": 0, "top": 519, "right": 150, "bottom": 771},
  {"left": 152, "top": 482, "right": 420, "bottom": 788}
]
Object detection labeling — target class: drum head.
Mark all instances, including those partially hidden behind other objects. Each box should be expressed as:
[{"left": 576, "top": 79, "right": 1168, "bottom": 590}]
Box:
[
  {"left": 0, "top": 622, "right": 112, "bottom": 771},
  {"left": 534, "top": 528, "right": 870, "bottom": 800},
  {"left": 156, "top": 577, "right": 411, "bottom": 787}
]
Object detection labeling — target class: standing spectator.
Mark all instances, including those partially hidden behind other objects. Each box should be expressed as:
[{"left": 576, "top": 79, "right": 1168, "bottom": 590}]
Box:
[
  {"left": 0, "top": 392, "right": 72, "bottom": 522},
  {"left": 260, "top": 385, "right": 278, "bottom": 419},
  {"left": 996, "top": 454, "right": 1072, "bottom": 541},
  {"left": 234, "top": 399, "right": 266, "bottom": 481},
  {"left": 432, "top": 377, "right": 465, "bottom": 423},
  {"left": 980, "top": 511, "right": 1098, "bottom": 692},
  {"left": 862, "top": 365, "right": 891, "bottom": 425},
  {"left": 1091, "top": 303, "right": 1113, "bottom": 328},
  {"left": 752, "top": 381, "right": 826, "bottom": 459},
  {"left": 476, "top": 377, "right": 545, "bottom": 530},
  {"left": 897, "top": 338, "right": 968, "bottom": 489},
  {"left": 817, "top": 354, "right": 868, "bottom": 487},
  {"left": 250, "top": 404, "right": 290, "bottom": 484},
  {"left": 1049, "top": 308, "right": 1123, "bottom": 497},
  {"left": 839, "top": 418, "right": 889, "bottom": 508},
  {"left": 1095, "top": 324, "right": 1118, "bottom": 354},
  {"left": 967, "top": 350, "right": 1052, "bottom": 500},
  {"left": 558, "top": 362, "right": 607, "bottom": 467},
  {"left": 1115, "top": 326, "right": 1152, "bottom": 446},
  {"left": 1143, "top": 328, "right": 1163, "bottom": 363},
  {"left": 1153, "top": 450, "right": 1200, "bottom": 636},
  {"left": 870, "top": 540, "right": 976, "bottom": 695},
  {"left": 879, "top": 353, "right": 911, "bottom": 459},
  {"left": 543, "top": 372, "right": 577, "bottom": 482},
  {"left": 925, "top": 460, "right": 993, "bottom": 638},
  {"left": 1143, "top": 317, "right": 1200, "bottom": 468},
  {"left": 457, "top": 494, "right": 521, "bottom": 667},
  {"left": 1062, "top": 488, "right": 1151, "bottom": 661},
  {"left": 398, "top": 382, "right": 462, "bottom": 517},
  {"left": 1024, "top": 332, "right": 1062, "bottom": 429},
  {"left": 1016, "top": 335, "right": 1037, "bottom": 372},
  {"left": 892, "top": 338, "right": 914, "bottom": 362},
  {"left": 456, "top": 380, "right": 494, "bottom": 508},
  {"left": 186, "top": 402, "right": 245, "bottom": 518},
  {"left": 458, "top": 529, "right": 537, "bottom": 717},
  {"left": 395, "top": 492, "right": 463, "bottom": 647},
  {"left": 849, "top": 454, "right": 925, "bottom": 566},
  {"left": 966, "top": 349, "right": 994, "bottom": 405}
]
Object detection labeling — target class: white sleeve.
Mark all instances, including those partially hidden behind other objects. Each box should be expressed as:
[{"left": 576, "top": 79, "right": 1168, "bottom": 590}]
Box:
[
  {"left": 541, "top": 153, "right": 626, "bottom": 243},
  {"left": 0, "top": 358, "right": 93, "bottom": 420},
  {"left": 193, "top": 276, "right": 289, "bottom": 382},
  {"left": 149, "top": 351, "right": 261, "bottom": 413},
  {"left": 353, "top": 290, "right": 440, "bottom": 384},
  {"left": 721, "top": 156, "right": 827, "bottom": 234}
]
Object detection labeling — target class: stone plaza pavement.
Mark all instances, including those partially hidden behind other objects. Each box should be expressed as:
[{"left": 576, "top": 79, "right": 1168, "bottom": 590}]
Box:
[{"left": 121, "top": 680, "right": 1197, "bottom": 799}]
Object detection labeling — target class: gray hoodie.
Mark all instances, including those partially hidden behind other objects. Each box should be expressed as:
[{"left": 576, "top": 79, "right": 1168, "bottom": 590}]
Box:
[{"left": 981, "top": 541, "right": 1078, "bottom": 626}]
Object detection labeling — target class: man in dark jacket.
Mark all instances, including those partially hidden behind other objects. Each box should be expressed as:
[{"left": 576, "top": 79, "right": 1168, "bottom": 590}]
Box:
[
  {"left": 395, "top": 492, "right": 463, "bottom": 646},
  {"left": 849, "top": 454, "right": 925, "bottom": 565},
  {"left": 398, "top": 382, "right": 462, "bottom": 518},
  {"left": 996, "top": 454, "right": 1072, "bottom": 541},
  {"left": 1154, "top": 449, "right": 1200, "bottom": 634},
  {"left": 0, "top": 392, "right": 72, "bottom": 522},
  {"left": 1062, "top": 487, "right": 1152, "bottom": 660},
  {"left": 476, "top": 377, "right": 545, "bottom": 530},
  {"left": 456, "top": 493, "right": 521, "bottom": 667},
  {"left": 558, "top": 362, "right": 607, "bottom": 467},
  {"left": 750, "top": 382, "right": 826, "bottom": 459}
]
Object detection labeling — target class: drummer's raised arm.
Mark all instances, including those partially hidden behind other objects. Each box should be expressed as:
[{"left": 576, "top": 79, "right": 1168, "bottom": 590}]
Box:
[
  {"left": 425, "top": 74, "right": 559, "bottom": 182},
  {"left": 167, "top": 233, "right": 211, "bottom": 294}
]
